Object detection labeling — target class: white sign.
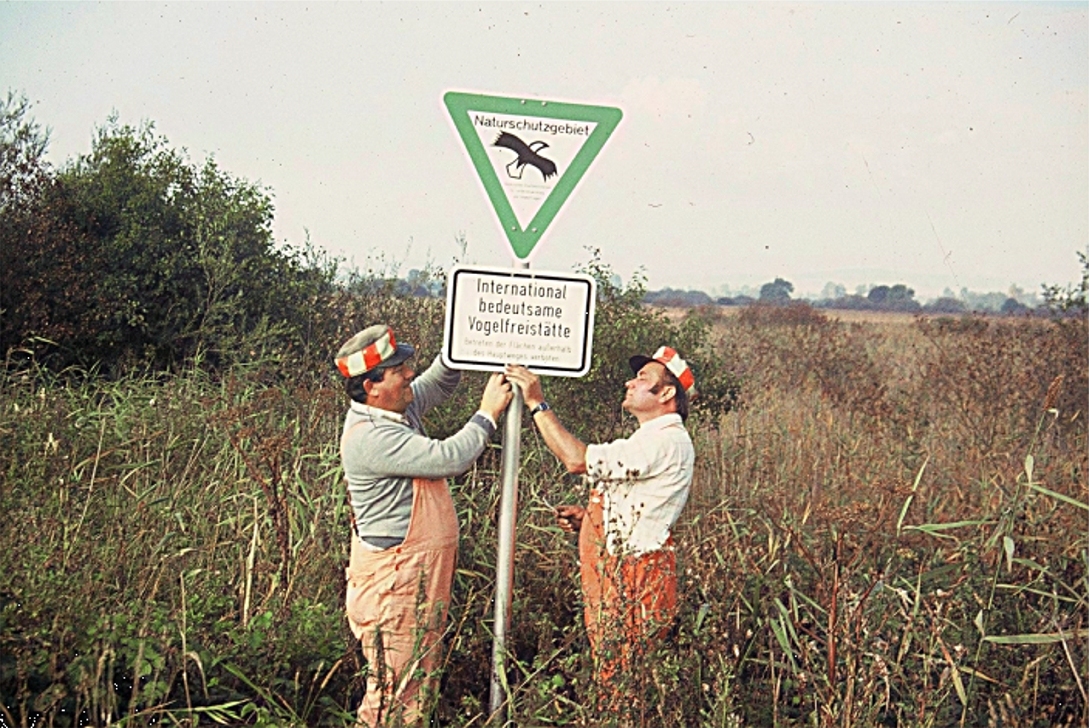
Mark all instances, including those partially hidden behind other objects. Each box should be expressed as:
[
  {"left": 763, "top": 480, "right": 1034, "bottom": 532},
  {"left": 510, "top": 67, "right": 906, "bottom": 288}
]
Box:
[{"left": 442, "top": 265, "right": 596, "bottom": 377}]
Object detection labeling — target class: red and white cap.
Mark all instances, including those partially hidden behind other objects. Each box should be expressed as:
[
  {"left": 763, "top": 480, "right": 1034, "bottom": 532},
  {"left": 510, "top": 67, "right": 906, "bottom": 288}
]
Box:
[
  {"left": 334, "top": 325, "right": 415, "bottom": 378},
  {"left": 629, "top": 346, "right": 696, "bottom": 396}
]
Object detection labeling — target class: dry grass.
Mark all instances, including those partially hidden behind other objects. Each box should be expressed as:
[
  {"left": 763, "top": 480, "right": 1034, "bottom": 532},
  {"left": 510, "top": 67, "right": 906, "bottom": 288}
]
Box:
[{"left": 1, "top": 304, "right": 1086, "bottom": 727}]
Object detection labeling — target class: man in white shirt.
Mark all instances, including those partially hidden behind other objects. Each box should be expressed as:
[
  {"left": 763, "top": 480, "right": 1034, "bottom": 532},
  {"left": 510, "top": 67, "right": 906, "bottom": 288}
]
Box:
[{"left": 504, "top": 346, "right": 696, "bottom": 694}]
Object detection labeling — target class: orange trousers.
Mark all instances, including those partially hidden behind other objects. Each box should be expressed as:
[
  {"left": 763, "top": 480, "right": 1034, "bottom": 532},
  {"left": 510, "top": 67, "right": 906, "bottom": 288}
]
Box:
[
  {"left": 345, "top": 478, "right": 458, "bottom": 727},
  {"left": 578, "top": 489, "right": 678, "bottom": 687}
]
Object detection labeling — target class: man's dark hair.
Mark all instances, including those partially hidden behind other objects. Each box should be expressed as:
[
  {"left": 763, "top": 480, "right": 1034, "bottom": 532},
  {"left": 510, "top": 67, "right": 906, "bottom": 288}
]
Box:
[
  {"left": 345, "top": 367, "right": 386, "bottom": 403},
  {"left": 651, "top": 368, "right": 689, "bottom": 422}
]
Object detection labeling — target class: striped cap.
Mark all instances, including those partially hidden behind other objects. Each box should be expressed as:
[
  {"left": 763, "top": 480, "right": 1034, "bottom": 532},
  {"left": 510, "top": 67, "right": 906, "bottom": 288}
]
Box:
[
  {"left": 629, "top": 346, "right": 696, "bottom": 396},
  {"left": 334, "top": 325, "right": 415, "bottom": 378}
]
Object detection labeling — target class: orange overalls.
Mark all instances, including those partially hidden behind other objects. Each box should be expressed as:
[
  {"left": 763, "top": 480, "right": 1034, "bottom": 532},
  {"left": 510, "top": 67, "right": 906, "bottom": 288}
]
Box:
[
  {"left": 578, "top": 488, "right": 678, "bottom": 688},
  {"left": 345, "top": 477, "right": 458, "bottom": 727}
]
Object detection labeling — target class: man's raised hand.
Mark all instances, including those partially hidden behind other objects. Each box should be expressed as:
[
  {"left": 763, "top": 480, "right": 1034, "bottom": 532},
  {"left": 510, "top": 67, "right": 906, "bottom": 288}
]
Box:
[{"left": 480, "top": 372, "right": 513, "bottom": 422}]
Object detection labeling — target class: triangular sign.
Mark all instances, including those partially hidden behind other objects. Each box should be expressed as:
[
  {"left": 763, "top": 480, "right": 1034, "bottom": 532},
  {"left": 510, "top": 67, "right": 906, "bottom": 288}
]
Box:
[{"left": 444, "top": 91, "right": 622, "bottom": 260}]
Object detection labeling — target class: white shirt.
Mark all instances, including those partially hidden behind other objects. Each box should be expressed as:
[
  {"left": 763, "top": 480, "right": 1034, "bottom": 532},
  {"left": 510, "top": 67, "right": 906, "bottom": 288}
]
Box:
[{"left": 584, "top": 413, "right": 695, "bottom": 556}]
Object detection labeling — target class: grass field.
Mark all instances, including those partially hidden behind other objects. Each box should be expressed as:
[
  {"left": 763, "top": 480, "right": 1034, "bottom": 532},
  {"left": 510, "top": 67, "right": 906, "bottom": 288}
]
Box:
[{"left": 2, "top": 304, "right": 1086, "bottom": 727}]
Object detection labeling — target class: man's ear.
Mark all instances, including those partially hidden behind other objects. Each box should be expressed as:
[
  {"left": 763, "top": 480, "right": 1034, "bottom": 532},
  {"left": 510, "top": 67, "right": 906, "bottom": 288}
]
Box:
[
  {"left": 657, "top": 384, "right": 677, "bottom": 405},
  {"left": 362, "top": 378, "right": 375, "bottom": 397}
]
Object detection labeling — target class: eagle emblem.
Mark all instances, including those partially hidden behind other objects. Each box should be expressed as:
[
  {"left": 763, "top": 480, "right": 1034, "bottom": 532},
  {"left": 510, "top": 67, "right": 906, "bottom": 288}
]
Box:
[{"left": 493, "top": 132, "right": 557, "bottom": 182}]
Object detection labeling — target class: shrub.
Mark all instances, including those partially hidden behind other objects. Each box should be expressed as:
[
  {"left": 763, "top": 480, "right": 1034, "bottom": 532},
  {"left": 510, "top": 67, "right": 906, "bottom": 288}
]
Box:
[{"left": 1, "top": 113, "right": 339, "bottom": 376}]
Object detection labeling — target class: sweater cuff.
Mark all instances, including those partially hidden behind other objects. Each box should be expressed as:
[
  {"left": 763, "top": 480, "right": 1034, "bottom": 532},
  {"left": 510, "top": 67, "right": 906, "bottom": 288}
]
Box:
[{"left": 471, "top": 411, "right": 497, "bottom": 437}]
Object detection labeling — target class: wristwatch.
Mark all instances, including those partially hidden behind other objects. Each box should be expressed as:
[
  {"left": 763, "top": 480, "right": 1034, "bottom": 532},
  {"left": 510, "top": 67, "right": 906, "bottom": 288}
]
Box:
[{"left": 529, "top": 401, "right": 551, "bottom": 417}]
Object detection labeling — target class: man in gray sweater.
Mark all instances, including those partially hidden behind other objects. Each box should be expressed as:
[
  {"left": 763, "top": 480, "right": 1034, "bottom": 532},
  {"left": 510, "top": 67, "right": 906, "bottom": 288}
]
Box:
[{"left": 335, "top": 324, "right": 511, "bottom": 726}]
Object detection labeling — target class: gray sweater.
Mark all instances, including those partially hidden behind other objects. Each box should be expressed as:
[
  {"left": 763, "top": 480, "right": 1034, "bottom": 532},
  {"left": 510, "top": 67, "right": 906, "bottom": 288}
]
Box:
[{"left": 340, "top": 355, "right": 495, "bottom": 545}]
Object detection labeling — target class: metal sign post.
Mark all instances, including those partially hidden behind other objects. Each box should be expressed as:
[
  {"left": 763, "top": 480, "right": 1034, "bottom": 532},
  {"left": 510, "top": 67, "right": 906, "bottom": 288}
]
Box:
[
  {"left": 489, "top": 264, "right": 526, "bottom": 723},
  {"left": 488, "top": 392, "right": 521, "bottom": 722}
]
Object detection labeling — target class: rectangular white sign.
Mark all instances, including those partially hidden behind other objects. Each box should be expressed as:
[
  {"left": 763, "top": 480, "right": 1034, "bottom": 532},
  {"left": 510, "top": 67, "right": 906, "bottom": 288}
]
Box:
[{"left": 442, "top": 265, "right": 596, "bottom": 377}]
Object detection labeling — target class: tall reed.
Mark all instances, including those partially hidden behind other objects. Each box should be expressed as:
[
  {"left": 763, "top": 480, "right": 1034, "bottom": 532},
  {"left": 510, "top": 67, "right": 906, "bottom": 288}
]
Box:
[{"left": 2, "top": 307, "right": 1085, "bottom": 726}]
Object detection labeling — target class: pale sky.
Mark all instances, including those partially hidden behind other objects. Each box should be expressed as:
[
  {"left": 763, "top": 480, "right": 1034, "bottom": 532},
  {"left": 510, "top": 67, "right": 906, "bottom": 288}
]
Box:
[{"left": 2, "top": 2, "right": 1086, "bottom": 300}]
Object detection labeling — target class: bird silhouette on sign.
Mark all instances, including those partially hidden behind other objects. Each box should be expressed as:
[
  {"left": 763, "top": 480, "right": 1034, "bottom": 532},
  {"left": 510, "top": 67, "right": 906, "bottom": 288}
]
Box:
[{"left": 493, "top": 132, "right": 557, "bottom": 182}]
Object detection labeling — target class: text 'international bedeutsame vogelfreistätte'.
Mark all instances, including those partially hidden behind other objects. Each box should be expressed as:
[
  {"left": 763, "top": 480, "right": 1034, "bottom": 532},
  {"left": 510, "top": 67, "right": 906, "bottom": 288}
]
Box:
[{"left": 466, "top": 278, "right": 573, "bottom": 339}]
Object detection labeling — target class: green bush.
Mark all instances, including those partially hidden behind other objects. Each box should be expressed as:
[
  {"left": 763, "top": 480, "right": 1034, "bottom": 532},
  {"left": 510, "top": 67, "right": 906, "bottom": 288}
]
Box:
[{"left": 1, "top": 104, "right": 339, "bottom": 376}]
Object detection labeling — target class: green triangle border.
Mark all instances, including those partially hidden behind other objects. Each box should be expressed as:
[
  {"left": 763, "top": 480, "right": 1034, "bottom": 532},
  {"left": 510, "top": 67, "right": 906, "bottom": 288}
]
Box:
[{"left": 444, "top": 91, "right": 622, "bottom": 259}]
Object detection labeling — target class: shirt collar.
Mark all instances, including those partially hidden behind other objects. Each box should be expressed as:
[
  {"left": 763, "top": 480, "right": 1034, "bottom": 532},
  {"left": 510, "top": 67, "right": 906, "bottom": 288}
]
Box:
[
  {"left": 350, "top": 400, "right": 408, "bottom": 426},
  {"left": 636, "top": 412, "right": 685, "bottom": 432}
]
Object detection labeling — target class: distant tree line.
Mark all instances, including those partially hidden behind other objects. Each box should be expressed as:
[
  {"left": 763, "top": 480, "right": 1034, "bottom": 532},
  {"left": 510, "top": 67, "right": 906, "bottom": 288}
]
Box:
[{"left": 645, "top": 263, "right": 1087, "bottom": 317}]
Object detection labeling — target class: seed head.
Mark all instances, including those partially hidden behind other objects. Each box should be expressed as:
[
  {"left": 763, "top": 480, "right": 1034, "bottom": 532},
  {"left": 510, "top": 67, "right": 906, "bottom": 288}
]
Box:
[{"left": 1043, "top": 374, "right": 1064, "bottom": 411}]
